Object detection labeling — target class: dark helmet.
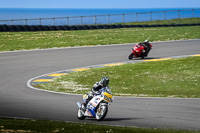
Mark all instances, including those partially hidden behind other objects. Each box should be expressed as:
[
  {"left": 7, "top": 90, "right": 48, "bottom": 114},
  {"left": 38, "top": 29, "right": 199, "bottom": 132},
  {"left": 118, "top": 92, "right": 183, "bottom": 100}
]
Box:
[{"left": 100, "top": 76, "right": 109, "bottom": 87}]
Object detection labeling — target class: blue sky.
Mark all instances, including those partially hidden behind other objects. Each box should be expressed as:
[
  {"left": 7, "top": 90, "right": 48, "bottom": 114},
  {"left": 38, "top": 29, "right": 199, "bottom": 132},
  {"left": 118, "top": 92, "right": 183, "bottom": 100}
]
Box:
[{"left": 0, "top": 0, "right": 200, "bottom": 9}]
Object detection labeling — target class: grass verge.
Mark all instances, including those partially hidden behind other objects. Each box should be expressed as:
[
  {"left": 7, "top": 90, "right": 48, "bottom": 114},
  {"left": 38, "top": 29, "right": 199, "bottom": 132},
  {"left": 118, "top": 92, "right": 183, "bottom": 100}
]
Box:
[
  {"left": 120, "top": 18, "right": 200, "bottom": 25},
  {"left": 1, "top": 25, "right": 200, "bottom": 51},
  {"left": 0, "top": 118, "right": 199, "bottom": 133},
  {"left": 35, "top": 56, "right": 200, "bottom": 98}
]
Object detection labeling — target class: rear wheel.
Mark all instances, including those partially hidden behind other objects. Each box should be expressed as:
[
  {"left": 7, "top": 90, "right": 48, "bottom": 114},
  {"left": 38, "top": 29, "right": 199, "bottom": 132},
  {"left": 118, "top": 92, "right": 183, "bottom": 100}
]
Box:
[
  {"left": 128, "top": 53, "right": 134, "bottom": 60},
  {"left": 96, "top": 105, "right": 108, "bottom": 121}
]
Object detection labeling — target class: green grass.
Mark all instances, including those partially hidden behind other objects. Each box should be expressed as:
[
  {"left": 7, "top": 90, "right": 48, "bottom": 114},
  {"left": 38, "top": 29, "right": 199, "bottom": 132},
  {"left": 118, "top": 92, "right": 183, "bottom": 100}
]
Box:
[
  {"left": 121, "top": 18, "right": 200, "bottom": 25},
  {"left": 1, "top": 25, "right": 200, "bottom": 51},
  {"left": 1, "top": 18, "right": 200, "bottom": 132},
  {"left": 35, "top": 56, "right": 200, "bottom": 98},
  {"left": 1, "top": 118, "right": 199, "bottom": 133}
]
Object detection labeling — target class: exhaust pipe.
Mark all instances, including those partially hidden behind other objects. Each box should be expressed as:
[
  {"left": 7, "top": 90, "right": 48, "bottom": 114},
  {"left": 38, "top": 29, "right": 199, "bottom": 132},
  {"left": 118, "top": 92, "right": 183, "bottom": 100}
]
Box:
[{"left": 77, "top": 102, "right": 82, "bottom": 108}]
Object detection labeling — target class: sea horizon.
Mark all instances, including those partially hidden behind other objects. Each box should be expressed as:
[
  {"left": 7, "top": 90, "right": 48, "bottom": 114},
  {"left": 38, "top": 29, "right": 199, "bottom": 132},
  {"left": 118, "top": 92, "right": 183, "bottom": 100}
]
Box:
[{"left": 0, "top": 8, "right": 199, "bottom": 25}]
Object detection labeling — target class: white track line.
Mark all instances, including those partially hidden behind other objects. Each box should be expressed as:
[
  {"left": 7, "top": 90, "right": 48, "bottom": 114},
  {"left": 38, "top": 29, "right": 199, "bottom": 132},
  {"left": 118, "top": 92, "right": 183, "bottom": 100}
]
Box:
[{"left": 27, "top": 53, "right": 200, "bottom": 98}]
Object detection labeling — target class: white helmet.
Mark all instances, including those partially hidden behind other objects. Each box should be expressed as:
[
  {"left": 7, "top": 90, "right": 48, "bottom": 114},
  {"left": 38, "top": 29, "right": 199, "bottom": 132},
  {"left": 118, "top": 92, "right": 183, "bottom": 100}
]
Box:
[{"left": 144, "top": 40, "right": 149, "bottom": 43}]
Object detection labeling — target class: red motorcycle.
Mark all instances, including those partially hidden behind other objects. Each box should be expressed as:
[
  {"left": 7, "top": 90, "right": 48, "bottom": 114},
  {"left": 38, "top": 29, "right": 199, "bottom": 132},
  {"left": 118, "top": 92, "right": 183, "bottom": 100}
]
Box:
[{"left": 128, "top": 43, "right": 152, "bottom": 59}]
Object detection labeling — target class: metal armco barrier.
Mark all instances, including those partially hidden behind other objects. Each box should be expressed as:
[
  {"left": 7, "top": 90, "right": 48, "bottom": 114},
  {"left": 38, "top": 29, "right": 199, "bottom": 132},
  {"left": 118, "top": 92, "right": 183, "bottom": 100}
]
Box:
[
  {"left": 0, "top": 9, "right": 200, "bottom": 26},
  {"left": 1, "top": 23, "right": 200, "bottom": 32}
]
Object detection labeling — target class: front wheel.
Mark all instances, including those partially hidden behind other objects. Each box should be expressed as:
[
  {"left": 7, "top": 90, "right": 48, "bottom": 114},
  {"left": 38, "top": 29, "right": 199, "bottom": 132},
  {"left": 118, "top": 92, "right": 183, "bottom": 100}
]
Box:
[
  {"left": 128, "top": 53, "right": 134, "bottom": 60},
  {"left": 77, "top": 108, "right": 86, "bottom": 120},
  {"left": 96, "top": 105, "right": 108, "bottom": 121}
]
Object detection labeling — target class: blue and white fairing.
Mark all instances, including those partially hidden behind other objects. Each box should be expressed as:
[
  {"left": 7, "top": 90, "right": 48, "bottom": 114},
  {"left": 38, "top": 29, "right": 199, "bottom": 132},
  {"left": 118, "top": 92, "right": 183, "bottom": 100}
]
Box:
[
  {"left": 81, "top": 87, "right": 113, "bottom": 118},
  {"left": 84, "top": 95, "right": 102, "bottom": 117}
]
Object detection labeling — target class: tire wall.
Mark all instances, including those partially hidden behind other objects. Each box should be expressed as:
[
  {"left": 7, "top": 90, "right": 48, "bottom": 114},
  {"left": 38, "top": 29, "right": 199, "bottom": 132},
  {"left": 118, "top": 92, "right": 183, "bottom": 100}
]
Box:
[{"left": 0, "top": 24, "right": 200, "bottom": 32}]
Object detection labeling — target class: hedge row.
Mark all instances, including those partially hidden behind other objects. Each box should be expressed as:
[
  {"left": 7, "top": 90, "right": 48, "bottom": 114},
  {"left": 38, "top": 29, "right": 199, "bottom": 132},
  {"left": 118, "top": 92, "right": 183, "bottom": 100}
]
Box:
[{"left": 1, "top": 23, "right": 200, "bottom": 32}]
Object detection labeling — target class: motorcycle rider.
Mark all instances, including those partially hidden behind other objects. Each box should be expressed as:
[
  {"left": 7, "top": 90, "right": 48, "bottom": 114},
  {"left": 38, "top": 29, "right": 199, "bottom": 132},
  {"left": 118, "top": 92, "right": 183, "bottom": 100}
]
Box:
[
  {"left": 139, "top": 39, "right": 152, "bottom": 57},
  {"left": 82, "top": 76, "right": 110, "bottom": 110}
]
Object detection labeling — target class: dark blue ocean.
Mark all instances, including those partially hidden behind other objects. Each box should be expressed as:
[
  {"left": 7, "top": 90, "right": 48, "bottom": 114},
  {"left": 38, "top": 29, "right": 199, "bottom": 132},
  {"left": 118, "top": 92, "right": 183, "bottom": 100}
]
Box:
[{"left": 0, "top": 8, "right": 199, "bottom": 25}]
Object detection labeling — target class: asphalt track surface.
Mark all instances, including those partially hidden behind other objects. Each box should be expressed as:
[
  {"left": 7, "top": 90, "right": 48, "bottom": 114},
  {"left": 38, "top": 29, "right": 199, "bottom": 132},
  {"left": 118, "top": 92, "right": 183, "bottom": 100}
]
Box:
[{"left": 1, "top": 39, "right": 200, "bottom": 130}]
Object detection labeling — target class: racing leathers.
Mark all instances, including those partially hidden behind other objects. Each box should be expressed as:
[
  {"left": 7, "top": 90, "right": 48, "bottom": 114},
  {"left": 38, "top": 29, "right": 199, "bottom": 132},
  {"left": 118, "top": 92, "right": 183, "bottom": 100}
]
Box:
[
  {"left": 139, "top": 42, "right": 151, "bottom": 57},
  {"left": 84, "top": 76, "right": 110, "bottom": 108},
  {"left": 86, "top": 82, "right": 104, "bottom": 103}
]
